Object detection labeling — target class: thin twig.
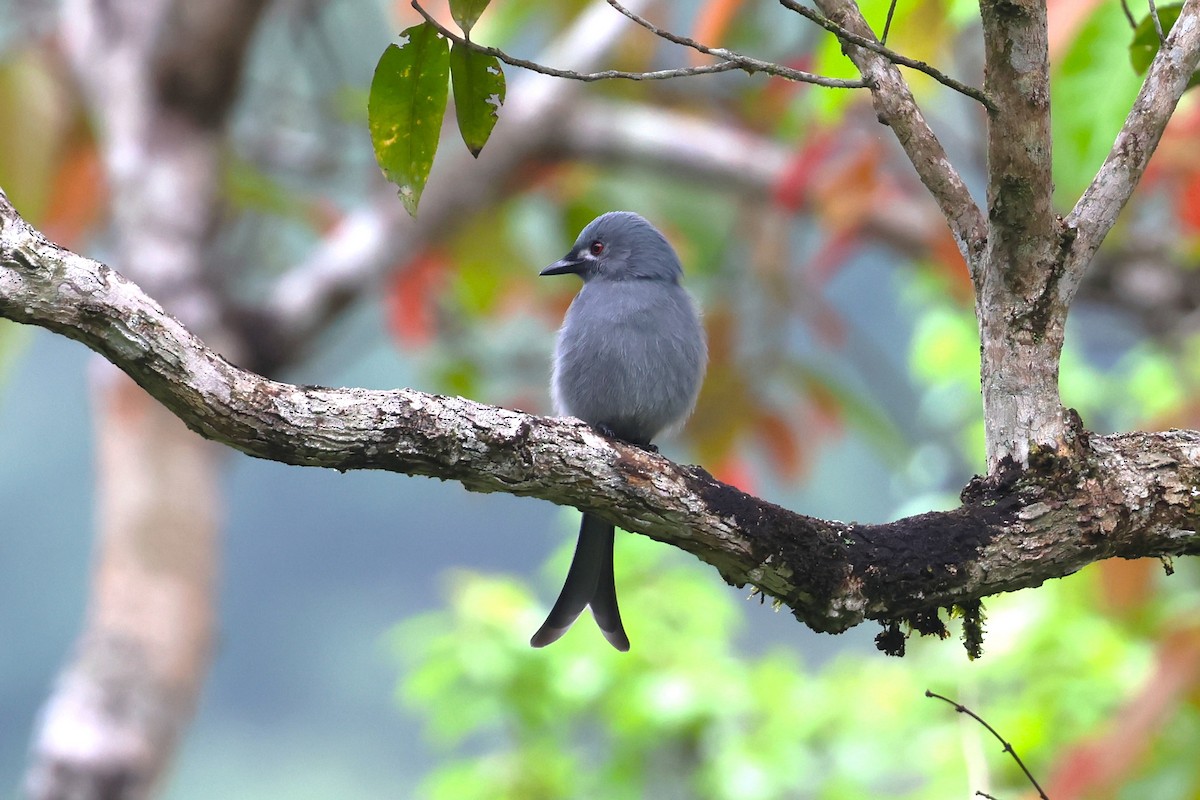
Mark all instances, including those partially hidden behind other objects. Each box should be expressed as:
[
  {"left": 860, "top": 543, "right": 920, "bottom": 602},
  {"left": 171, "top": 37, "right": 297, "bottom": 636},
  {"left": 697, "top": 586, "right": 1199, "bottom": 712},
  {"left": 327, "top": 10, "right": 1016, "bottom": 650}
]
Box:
[
  {"left": 1148, "top": 0, "right": 1167, "bottom": 42},
  {"left": 778, "top": 0, "right": 996, "bottom": 110},
  {"left": 411, "top": 0, "right": 867, "bottom": 89},
  {"left": 1120, "top": 0, "right": 1138, "bottom": 28},
  {"left": 265, "top": 0, "right": 659, "bottom": 354},
  {"left": 1061, "top": 0, "right": 1200, "bottom": 306},
  {"left": 606, "top": 0, "right": 867, "bottom": 85},
  {"left": 881, "top": 0, "right": 899, "bottom": 44},
  {"left": 926, "top": 691, "right": 1050, "bottom": 800},
  {"left": 605, "top": 0, "right": 725, "bottom": 54}
]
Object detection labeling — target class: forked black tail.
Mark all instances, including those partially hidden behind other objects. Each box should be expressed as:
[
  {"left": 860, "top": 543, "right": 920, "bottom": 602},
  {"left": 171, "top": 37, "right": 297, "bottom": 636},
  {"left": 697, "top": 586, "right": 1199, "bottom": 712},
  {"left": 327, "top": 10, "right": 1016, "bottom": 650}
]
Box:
[{"left": 530, "top": 513, "right": 630, "bottom": 651}]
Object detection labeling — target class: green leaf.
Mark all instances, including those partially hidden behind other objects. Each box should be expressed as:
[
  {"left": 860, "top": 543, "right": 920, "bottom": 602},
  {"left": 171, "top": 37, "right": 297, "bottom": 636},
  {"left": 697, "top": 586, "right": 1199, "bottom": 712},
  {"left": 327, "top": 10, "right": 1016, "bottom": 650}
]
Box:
[
  {"left": 450, "top": 0, "right": 492, "bottom": 37},
  {"left": 368, "top": 23, "right": 450, "bottom": 217},
  {"left": 1129, "top": 3, "right": 1200, "bottom": 90},
  {"left": 1130, "top": 4, "right": 1183, "bottom": 74},
  {"left": 449, "top": 43, "right": 505, "bottom": 158},
  {"left": 1052, "top": 2, "right": 1146, "bottom": 201}
]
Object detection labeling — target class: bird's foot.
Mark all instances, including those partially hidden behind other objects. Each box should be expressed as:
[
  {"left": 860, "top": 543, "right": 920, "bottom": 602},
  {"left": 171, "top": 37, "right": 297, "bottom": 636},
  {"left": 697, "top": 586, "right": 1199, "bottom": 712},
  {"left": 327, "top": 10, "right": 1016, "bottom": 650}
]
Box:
[
  {"left": 593, "top": 422, "right": 618, "bottom": 440},
  {"left": 592, "top": 423, "right": 658, "bottom": 452}
]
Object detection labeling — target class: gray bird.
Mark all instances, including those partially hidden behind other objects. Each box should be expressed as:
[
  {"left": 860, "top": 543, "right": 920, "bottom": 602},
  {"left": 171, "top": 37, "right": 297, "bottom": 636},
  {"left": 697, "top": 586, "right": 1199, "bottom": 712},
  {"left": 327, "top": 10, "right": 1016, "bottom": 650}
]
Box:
[{"left": 532, "top": 211, "right": 707, "bottom": 651}]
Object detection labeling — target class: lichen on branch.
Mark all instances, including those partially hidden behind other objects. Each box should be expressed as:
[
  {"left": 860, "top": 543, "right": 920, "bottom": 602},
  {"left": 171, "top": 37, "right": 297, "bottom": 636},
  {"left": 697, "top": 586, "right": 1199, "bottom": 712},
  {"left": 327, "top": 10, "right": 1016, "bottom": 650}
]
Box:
[{"left": 4, "top": 189, "right": 1200, "bottom": 656}]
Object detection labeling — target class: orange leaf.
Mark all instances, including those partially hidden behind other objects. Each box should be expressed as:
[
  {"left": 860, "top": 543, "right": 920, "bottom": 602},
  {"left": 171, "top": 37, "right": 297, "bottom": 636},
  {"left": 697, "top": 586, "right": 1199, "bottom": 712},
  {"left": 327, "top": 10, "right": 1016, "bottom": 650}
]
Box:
[
  {"left": 690, "top": 0, "right": 748, "bottom": 66},
  {"left": 386, "top": 249, "right": 447, "bottom": 346},
  {"left": 1047, "top": 0, "right": 1110, "bottom": 59},
  {"left": 810, "top": 139, "right": 886, "bottom": 232},
  {"left": 755, "top": 410, "right": 807, "bottom": 479},
  {"left": 1178, "top": 171, "right": 1200, "bottom": 234},
  {"left": 709, "top": 453, "right": 756, "bottom": 494},
  {"left": 928, "top": 228, "right": 973, "bottom": 301},
  {"left": 1096, "top": 558, "right": 1156, "bottom": 616},
  {"left": 41, "top": 133, "right": 106, "bottom": 248}
]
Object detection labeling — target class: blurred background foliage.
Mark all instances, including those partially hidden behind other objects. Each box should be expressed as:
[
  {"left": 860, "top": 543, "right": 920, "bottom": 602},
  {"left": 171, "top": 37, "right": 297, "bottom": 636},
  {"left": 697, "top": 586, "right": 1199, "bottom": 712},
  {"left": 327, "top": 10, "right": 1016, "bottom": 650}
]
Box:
[
  {"left": 398, "top": 538, "right": 1200, "bottom": 799},
  {"left": 2, "top": 0, "right": 1200, "bottom": 797}
]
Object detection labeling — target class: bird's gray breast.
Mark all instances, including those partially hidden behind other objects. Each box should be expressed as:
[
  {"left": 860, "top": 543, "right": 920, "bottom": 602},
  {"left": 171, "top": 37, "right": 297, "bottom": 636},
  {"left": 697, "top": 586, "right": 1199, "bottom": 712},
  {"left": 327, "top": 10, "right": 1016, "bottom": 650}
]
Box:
[{"left": 552, "top": 279, "right": 706, "bottom": 445}]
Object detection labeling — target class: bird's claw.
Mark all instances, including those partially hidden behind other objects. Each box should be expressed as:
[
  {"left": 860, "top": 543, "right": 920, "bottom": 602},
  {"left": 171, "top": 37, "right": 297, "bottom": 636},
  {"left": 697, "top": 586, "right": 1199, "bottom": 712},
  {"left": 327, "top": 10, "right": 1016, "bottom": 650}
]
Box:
[
  {"left": 594, "top": 422, "right": 618, "bottom": 440},
  {"left": 592, "top": 423, "right": 658, "bottom": 452}
]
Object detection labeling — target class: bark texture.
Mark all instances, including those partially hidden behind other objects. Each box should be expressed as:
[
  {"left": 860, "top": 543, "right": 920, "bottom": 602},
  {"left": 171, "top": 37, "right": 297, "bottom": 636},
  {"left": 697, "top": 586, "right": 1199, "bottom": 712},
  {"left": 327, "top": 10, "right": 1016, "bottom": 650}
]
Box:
[
  {"left": 6, "top": 0, "right": 1200, "bottom": 794},
  {"left": 975, "top": 0, "right": 1069, "bottom": 470},
  {"left": 25, "top": 1, "right": 265, "bottom": 797},
  {"left": 17, "top": 2, "right": 667, "bottom": 796},
  {"left": 5, "top": 196, "right": 1200, "bottom": 651},
  {"left": 807, "top": 0, "right": 1200, "bottom": 470},
  {"left": 24, "top": 370, "right": 221, "bottom": 800}
]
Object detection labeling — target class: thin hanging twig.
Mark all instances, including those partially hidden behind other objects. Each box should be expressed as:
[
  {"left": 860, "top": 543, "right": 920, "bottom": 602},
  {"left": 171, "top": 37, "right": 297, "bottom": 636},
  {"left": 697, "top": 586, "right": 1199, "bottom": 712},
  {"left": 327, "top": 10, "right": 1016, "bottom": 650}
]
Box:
[
  {"left": 881, "top": 0, "right": 900, "bottom": 44},
  {"left": 926, "top": 691, "right": 1050, "bottom": 800},
  {"left": 1120, "top": 0, "right": 1139, "bottom": 28},
  {"left": 410, "top": 0, "right": 868, "bottom": 89}
]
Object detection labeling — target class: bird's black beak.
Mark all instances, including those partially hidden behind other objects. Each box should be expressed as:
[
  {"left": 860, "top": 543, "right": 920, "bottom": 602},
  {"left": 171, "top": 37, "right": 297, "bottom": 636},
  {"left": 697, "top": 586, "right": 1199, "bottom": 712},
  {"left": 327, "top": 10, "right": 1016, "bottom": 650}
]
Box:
[{"left": 540, "top": 256, "right": 586, "bottom": 277}]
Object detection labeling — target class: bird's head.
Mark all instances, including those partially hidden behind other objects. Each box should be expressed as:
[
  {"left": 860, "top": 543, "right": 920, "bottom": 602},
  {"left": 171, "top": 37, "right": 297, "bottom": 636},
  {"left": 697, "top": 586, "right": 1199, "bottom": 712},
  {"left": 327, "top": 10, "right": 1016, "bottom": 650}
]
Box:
[{"left": 540, "top": 211, "right": 683, "bottom": 284}]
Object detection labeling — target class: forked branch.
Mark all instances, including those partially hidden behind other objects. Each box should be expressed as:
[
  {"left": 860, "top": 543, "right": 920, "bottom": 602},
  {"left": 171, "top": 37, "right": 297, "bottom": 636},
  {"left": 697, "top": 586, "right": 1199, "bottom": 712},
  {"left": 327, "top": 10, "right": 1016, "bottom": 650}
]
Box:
[
  {"left": 5, "top": 190, "right": 1200, "bottom": 654},
  {"left": 776, "top": 0, "right": 995, "bottom": 109}
]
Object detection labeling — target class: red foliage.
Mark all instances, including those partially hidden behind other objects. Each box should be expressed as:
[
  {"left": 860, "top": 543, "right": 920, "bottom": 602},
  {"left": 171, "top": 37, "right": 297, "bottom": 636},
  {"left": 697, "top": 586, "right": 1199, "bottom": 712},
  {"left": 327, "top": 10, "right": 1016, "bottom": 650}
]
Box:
[
  {"left": 709, "top": 452, "right": 756, "bottom": 494},
  {"left": 1178, "top": 171, "right": 1200, "bottom": 234},
  {"left": 1095, "top": 558, "right": 1156, "bottom": 618},
  {"left": 386, "top": 250, "right": 449, "bottom": 346},
  {"left": 41, "top": 134, "right": 106, "bottom": 248},
  {"left": 1044, "top": 623, "right": 1200, "bottom": 798},
  {"left": 755, "top": 409, "right": 805, "bottom": 479},
  {"left": 690, "top": 0, "right": 749, "bottom": 65},
  {"left": 773, "top": 132, "right": 836, "bottom": 212}
]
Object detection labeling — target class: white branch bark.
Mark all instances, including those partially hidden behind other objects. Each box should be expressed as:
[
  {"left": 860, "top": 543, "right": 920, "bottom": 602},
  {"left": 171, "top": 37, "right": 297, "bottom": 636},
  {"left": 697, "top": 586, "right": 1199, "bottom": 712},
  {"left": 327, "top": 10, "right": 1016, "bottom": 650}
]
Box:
[{"left": 6, "top": 189, "right": 1200, "bottom": 654}]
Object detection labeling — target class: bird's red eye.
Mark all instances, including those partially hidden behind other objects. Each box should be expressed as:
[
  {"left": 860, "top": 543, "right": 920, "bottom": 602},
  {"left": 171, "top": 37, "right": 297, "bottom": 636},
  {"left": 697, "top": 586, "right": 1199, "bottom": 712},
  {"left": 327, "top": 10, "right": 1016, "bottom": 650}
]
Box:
[{"left": 589, "top": 241, "right": 604, "bottom": 256}]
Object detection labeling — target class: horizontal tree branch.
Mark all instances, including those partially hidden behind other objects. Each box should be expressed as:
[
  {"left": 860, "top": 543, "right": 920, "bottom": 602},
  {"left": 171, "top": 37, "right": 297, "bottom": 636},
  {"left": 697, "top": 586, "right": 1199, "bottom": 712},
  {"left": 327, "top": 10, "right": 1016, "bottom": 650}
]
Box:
[
  {"left": 4, "top": 189, "right": 1200, "bottom": 653},
  {"left": 554, "top": 99, "right": 791, "bottom": 188}
]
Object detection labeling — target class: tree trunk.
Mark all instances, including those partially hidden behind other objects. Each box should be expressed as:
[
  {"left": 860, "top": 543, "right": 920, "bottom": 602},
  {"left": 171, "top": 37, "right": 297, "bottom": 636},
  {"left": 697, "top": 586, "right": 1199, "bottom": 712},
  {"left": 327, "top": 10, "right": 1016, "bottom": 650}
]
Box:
[
  {"left": 25, "top": 367, "right": 220, "bottom": 800},
  {"left": 25, "top": 0, "right": 266, "bottom": 795}
]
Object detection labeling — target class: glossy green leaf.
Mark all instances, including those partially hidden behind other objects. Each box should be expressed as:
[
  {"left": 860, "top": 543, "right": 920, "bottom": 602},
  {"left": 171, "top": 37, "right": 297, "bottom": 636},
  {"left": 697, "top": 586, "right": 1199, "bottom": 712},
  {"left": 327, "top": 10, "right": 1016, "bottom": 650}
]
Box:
[
  {"left": 368, "top": 23, "right": 450, "bottom": 217},
  {"left": 450, "top": 0, "right": 492, "bottom": 36},
  {"left": 449, "top": 43, "right": 505, "bottom": 157},
  {"left": 1129, "top": 3, "right": 1200, "bottom": 90}
]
